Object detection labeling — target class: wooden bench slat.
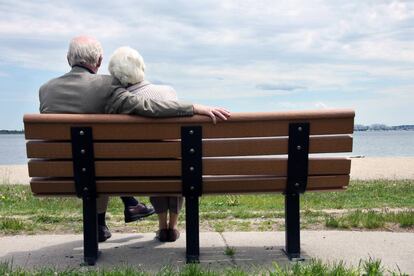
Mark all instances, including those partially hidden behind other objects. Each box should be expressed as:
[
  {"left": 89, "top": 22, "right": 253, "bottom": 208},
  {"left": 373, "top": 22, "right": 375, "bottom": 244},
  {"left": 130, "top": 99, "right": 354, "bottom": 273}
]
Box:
[
  {"left": 30, "top": 175, "right": 349, "bottom": 195},
  {"left": 28, "top": 157, "right": 351, "bottom": 177},
  {"left": 26, "top": 141, "right": 179, "bottom": 159},
  {"left": 24, "top": 118, "right": 354, "bottom": 140},
  {"left": 24, "top": 109, "right": 355, "bottom": 124},
  {"left": 205, "top": 135, "right": 353, "bottom": 156},
  {"left": 26, "top": 135, "right": 353, "bottom": 158},
  {"left": 204, "top": 157, "right": 351, "bottom": 176}
]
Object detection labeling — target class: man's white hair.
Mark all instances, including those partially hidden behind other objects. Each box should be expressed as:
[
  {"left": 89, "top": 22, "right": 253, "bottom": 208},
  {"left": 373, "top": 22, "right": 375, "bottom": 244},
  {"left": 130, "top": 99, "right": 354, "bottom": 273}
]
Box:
[
  {"left": 108, "top": 46, "right": 146, "bottom": 86},
  {"left": 67, "top": 36, "right": 103, "bottom": 67}
]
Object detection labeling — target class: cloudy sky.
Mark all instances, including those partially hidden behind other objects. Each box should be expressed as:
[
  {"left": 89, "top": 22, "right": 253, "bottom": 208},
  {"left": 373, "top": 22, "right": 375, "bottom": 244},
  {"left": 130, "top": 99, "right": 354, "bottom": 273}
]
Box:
[{"left": 0, "top": 0, "right": 413, "bottom": 129}]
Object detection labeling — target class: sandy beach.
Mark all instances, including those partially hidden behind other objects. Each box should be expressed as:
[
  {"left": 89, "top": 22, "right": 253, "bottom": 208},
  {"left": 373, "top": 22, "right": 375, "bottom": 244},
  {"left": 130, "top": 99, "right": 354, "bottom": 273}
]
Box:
[
  {"left": 350, "top": 157, "right": 414, "bottom": 180},
  {"left": 0, "top": 164, "right": 30, "bottom": 185},
  {"left": 1, "top": 157, "right": 413, "bottom": 185}
]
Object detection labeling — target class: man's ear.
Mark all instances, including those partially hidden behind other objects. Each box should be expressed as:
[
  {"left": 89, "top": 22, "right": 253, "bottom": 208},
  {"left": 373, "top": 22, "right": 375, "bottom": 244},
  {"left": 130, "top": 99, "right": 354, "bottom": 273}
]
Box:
[
  {"left": 97, "top": 56, "right": 103, "bottom": 68},
  {"left": 67, "top": 56, "right": 72, "bottom": 67}
]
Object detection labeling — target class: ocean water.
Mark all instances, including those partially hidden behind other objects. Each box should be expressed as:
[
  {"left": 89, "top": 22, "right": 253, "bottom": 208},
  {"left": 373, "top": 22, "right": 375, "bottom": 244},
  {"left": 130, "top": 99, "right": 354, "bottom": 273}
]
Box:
[
  {"left": 351, "top": 131, "right": 414, "bottom": 157},
  {"left": 0, "top": 134, "right": 27, "bottom": 165},
  {"left": 0, "top": 131, "right": 413, "bottom": 165}
]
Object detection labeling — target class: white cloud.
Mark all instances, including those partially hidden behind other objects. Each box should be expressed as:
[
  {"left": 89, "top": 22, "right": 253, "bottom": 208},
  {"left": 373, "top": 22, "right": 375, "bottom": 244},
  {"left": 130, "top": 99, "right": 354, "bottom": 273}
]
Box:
[
  {"left": 0, "top": 46, "right": 67, "bottom": 71},
  {"left": 376, "top": 85, "right": 414, "bottom": 99},
  {"left": 314, "top": 102, "right": 328, "bottom": 109},
  {"left": 0, "top": 2, "right": 126, "bottom": 38},
  {"left": 2, "top": 1, "right": 414, "bottom": 68}
]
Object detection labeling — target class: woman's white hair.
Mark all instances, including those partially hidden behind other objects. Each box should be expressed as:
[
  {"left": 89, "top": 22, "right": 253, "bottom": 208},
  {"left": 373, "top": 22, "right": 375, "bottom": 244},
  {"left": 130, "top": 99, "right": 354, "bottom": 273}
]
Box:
[
  {"left": 108, "top": 46, "right": 146, "bottom": 86},
  {"left": 67, "top": 36, "right": 103, "bottom": 67}
]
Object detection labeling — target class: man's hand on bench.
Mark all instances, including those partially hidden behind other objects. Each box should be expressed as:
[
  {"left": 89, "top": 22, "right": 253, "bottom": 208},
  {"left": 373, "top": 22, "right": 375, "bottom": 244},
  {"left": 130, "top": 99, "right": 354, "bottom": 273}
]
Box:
[{"left": 193, "top": 104, "right": 231, "bottom": 124}]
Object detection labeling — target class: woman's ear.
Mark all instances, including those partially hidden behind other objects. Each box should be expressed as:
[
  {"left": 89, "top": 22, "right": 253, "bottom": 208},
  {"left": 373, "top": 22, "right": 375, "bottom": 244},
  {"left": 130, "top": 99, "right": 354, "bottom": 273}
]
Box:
[{"left": 97, "top": 56, "right": 103, "bottom": 68}]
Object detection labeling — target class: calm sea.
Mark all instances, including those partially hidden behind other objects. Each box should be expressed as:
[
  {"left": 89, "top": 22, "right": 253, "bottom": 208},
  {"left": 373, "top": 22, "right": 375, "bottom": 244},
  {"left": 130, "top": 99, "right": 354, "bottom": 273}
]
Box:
[{"left": 0, "top": 131, "right": 413, "bottom": 165}]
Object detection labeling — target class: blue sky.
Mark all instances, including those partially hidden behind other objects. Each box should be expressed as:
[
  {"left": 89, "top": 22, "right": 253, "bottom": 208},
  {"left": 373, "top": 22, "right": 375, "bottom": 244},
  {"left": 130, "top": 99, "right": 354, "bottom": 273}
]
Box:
[{"left": 0, "top": 0, "right": 413, "bottom": 129}]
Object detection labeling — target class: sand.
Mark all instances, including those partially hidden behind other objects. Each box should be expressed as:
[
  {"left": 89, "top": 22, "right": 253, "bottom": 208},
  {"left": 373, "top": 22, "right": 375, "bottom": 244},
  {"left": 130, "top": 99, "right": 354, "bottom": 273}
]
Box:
[
  {"left": 1, "top": 157, "right": 413, "bottom": 185},
  {"left": 350, "top": 157, "right": 414, "bottom": 180},
  {"left": 0, "top": 164, "right": 30, "bottom": 185}
]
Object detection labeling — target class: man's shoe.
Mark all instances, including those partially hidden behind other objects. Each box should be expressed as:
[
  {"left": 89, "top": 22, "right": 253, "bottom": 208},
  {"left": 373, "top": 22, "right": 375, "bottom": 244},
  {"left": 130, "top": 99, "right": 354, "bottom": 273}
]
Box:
[
  {"left": 98, "top": 225, "right": 112, "bottom": 242},
  {"left": 124, "top": 203, "right": 155, "bottom": 223}
]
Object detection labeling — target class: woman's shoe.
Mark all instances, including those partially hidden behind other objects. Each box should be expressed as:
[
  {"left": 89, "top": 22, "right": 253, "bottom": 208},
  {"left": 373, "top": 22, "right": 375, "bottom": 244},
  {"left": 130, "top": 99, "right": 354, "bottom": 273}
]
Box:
[
  {"left": 168, "top": 228, "right": 180, "bottom": 242},
  {"left": 155, "top": 229, "right": 169, "bottom": 242}
]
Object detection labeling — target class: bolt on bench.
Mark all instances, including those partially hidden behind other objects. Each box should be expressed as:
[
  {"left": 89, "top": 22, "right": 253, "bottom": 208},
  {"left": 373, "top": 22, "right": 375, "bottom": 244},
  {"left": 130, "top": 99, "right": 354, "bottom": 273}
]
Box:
[{"left": 24, "top": 109, "right": 354, "bottom": 265}]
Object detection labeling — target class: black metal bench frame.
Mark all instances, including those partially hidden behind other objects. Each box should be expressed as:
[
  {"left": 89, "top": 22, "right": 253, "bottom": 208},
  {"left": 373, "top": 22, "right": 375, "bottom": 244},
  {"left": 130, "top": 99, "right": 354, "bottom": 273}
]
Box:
[{"left": 70, "top": 122, "right": 310, "bottom": 265}]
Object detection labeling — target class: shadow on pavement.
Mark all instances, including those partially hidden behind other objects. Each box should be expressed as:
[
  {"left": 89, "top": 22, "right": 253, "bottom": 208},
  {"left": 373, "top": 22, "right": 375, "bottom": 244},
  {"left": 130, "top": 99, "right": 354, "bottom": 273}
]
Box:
[{"left": 0, "top": 232, "right": 301, "bottom": 272}]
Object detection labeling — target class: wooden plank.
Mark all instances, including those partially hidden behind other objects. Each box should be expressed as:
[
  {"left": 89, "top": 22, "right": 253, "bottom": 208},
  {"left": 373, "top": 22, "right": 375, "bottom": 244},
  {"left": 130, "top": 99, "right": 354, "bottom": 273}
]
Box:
[
  {"left": 24, "top": 118, "right": 354, "bottom": 140},
  {"left": 24, "top": 109, "right": 355, "bottom": 124},
  {"left": 203, "top": 175, "right": 350, "bottom": 194},
  {"left": 203, "top": 157, "right": 351, "bottom": 176},
  {"left": 24, "top": 112, "right": 354, "bottom": 140},
  {"left": 203, "top": 135, "right": 353, "bottom": 156},
  {"left": 28, "top": 157, "right": 351, "bottom": 177},
  {"left": 26, "top": 135, "right": 353, "bottom": 159},
  {"left": 28, "top": 160, "right": 181, "bottom": 177},
  {"left": 30, "top": 175, "right": 349, "bottom": 195},
  {"left": 26, "top": 141, "right": 180, "bottom": 159}
]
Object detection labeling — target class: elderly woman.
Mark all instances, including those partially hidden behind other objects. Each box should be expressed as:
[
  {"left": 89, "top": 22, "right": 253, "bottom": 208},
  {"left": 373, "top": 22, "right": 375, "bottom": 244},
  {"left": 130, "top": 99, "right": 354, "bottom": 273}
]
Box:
[{"left": 108, "top": 46, "right": 184, "bottom": 242}]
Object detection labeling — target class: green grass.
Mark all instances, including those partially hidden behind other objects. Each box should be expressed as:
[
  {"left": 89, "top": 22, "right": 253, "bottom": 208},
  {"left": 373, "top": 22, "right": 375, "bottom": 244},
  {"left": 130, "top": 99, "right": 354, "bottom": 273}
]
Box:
[
  {"left": 325, "top": 210, "right": 414, "bottom": 229},
  {"left": 201, "top": 179, "right": 414, "bottom": 212},
  {"left": 0, "top": 217, "right": 25, "bottom": 233},
  {"left": 1, "top": 180, "right": 413, "bottom": 215},
  {"left": 360, "top": 257, "right": 384, "bottom": 276},
  {"left": 0, "top": 180, "right": 413, "bottom": 234},
  {"left": 224, "top": 246, "right": 236, "bottom": 257},
  {"left": 394, "top": 211, "right": 414, "bottom": 227},
  {"left": 0, "top": 258, "right": 409, "bottom": 275},
  {"left": 212, "top": 221, "right": 225, "bottom": 233}
]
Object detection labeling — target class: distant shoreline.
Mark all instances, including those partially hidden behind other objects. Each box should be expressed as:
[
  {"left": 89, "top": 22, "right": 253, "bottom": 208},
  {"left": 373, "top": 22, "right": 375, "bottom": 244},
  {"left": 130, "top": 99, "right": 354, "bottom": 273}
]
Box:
[
  {"left": 354, "top": 124, "right": 414, "bottom": 131},
  {"left": 0, "top": 130, "right": 24, "bottom": 134},
  {"left": 354, "top": 129, "right": 414, "bottom": 132}
]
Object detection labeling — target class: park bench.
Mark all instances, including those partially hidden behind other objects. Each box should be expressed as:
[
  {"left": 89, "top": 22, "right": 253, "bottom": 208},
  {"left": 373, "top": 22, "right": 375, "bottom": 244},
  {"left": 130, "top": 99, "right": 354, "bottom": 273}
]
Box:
[{"left": 24, "top": 109, "right": 354, "bottom": 265}]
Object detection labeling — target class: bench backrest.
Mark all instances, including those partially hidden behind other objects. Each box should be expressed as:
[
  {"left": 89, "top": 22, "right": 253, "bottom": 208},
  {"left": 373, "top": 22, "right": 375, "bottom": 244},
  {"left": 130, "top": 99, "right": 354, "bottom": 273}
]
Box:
[{"left": 24, "top": 109, "right": 354, "bottom": 196}]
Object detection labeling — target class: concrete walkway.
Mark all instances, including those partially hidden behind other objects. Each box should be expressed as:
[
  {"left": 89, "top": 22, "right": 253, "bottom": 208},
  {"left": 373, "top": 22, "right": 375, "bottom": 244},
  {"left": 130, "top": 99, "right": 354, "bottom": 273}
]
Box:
[{"left": 0, "top": 231, "right": 413, "bottom": 273}]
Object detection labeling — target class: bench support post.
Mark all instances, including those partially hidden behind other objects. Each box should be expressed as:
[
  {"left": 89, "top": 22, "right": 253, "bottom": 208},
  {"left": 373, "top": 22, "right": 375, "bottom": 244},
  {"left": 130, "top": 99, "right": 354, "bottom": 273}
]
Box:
[
  {"left": 185, "top": 196, "right": 200, "bottom": 262},
  {"left": 71, "top": 127, "right": 98, "bottom": 266},
  {"left": 82, "top": 192, "right": 98, "bottom": 265},
  {"left": 181, "top": 126, "right": 203, "bottom": 263},
  {"left": 284, "top": 192, "right": 301, "bottom": 260},
  {"left": 283, "top": 122, "right": 309, "bottom": 261}
]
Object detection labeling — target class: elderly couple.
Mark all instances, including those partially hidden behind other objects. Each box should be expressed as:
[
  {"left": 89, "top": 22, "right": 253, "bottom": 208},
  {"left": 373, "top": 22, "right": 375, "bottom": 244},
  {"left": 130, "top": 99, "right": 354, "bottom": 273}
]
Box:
[{"left": 39, "top": 36, "right": 230, "bottom": 243}]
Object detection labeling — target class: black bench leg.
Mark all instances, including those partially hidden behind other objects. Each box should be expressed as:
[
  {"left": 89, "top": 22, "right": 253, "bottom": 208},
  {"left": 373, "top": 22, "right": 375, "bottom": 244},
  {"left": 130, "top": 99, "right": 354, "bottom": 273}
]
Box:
[
  {"left": 283, "top": 192, "right": 303, "bottom": 260},
  {"left": 185, "top": 196, "right": 200, "bottom": 263},
  {"left": 82, "top": 195, "right": 98, "bottom": 265}
]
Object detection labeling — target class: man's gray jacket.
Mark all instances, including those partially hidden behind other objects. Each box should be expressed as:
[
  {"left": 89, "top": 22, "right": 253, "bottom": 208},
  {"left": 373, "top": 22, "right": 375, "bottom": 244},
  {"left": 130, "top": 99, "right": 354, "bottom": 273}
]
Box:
[{"left": 39, "top": 66, "right": 194, "bottom": 117}]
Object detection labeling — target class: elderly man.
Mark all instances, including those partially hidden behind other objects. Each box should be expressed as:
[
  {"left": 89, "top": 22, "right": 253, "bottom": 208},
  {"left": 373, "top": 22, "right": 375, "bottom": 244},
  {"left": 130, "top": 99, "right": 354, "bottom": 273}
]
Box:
[{"left": 39, "top": 36, "right": 230, "bottom": 242}]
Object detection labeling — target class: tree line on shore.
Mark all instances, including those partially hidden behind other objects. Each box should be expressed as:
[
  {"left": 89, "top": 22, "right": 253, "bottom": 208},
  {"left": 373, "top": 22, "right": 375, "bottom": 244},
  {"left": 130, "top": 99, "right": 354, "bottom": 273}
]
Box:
[
  {"left": 354, "top": 124, "right": 414, "bottom": 131},
  {"left": 0, "top": 130, "right": 24, "bottom": 134}
]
